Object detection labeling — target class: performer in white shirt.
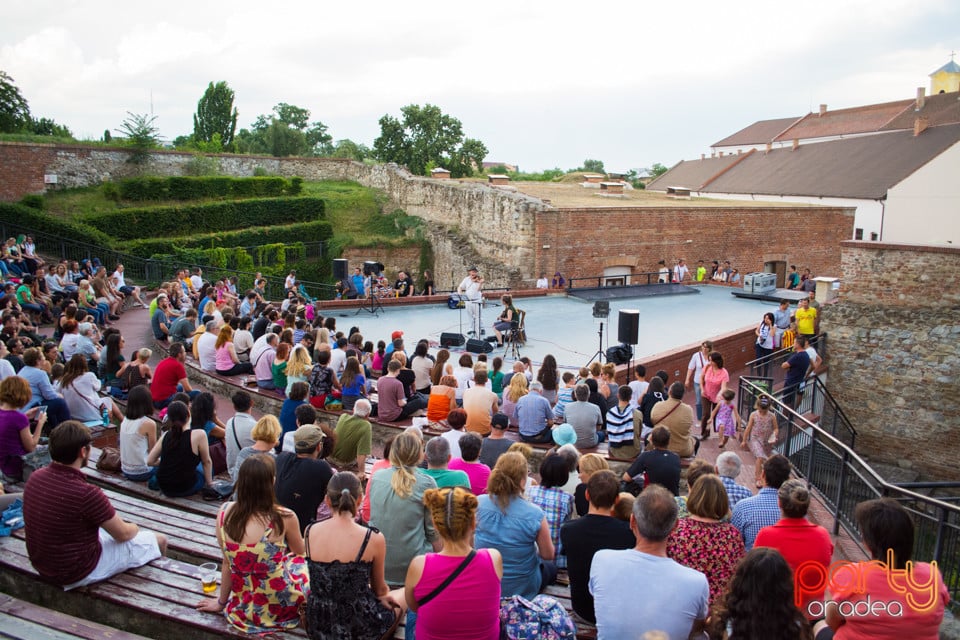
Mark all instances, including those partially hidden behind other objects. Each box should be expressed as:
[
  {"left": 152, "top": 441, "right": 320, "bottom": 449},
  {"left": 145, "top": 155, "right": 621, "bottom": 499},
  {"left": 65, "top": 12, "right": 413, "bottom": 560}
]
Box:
[{"left": 457, "top": 266, "right": 484, "bottom": 336}]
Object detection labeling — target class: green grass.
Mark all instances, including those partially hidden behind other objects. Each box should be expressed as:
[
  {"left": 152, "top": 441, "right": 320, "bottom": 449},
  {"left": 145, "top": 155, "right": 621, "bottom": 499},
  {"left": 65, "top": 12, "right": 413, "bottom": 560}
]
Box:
[{"left": 43, "top": 186, "right": 121, "bottom": 219}]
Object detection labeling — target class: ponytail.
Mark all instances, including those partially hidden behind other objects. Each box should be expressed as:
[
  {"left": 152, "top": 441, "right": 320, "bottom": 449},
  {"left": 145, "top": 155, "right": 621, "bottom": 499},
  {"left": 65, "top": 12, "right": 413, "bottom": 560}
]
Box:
[{"left": 327, "top": 472, "right": 361, "bottom": 516}]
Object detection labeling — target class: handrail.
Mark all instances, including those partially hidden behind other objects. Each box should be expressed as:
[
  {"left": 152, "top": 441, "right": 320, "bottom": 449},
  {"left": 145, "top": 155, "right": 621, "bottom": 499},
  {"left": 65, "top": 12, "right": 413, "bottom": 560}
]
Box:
[
  {"left": 567, "top": 270, "right": 664, "bottom": 289},
  {"left": 737, "top": 376, "right": 960, "bottom": 610}
]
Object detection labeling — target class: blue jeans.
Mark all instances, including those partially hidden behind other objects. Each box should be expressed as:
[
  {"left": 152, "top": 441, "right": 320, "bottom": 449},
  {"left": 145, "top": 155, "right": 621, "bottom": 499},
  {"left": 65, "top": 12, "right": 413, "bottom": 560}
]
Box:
[
  {"left": 694, "top": 382, "right": 703, "bottom": 421},
  {"left": 123, "top": 468, "right": 156, "bottom": 482}
]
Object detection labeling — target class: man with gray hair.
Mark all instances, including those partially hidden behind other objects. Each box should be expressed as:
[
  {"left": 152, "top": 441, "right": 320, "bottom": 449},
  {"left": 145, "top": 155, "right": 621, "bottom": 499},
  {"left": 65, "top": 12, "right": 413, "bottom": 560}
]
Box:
[
  {"left": 195, "top": 319, "right": 220, "bottom": 373},
  {"left": 716, "top": 451, "right": 753, "bottom": 508},
  {"left": 564, "top": 383, "right": 603, "bottom": 449},
  {"left": 423, "top": 436, "right": 470, "bottom": 489},
  {"left": 590, "top": 485, "right": 709, "bottom": 639},
  {"left": 329, "top": 398, "right": 373, "bottom": 479},
  {"left": 515, "top": 380, "right": 554, "bottom": 442}
]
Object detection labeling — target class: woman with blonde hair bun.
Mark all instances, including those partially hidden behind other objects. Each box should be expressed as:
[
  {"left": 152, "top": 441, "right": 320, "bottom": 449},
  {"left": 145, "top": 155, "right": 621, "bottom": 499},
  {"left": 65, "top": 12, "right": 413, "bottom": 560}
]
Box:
[
  {"left": 475, "top": 452, "right": 556, "bottom": 599},
  {"left": 368, "top": 431, "right": 440, "bottom": 586},
  {"left": 500, "top": 374, "right": 528, "bottom": 428},
  {"left": 405, "top": 487, "right": 503, "bottom": 640}
]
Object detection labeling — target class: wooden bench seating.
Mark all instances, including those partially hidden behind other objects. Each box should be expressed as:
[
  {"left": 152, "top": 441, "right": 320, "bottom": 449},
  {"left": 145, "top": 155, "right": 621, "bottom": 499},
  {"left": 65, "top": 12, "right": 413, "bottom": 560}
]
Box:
[
  {"left": 0, "top": 593, "right": 153, "bottom": 640},
  {"left": 0, "top": 535, "right": 308, "bottom": 640}
]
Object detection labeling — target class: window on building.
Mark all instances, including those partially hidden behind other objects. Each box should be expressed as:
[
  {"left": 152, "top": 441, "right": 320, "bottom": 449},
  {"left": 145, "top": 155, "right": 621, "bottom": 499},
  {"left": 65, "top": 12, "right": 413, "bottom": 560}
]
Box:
[
  {"left": 870, "top": 232, "right": 879, "bottom": 241},
  {"left": 854, "top": 228, "right": 864, "bottom": 240}
]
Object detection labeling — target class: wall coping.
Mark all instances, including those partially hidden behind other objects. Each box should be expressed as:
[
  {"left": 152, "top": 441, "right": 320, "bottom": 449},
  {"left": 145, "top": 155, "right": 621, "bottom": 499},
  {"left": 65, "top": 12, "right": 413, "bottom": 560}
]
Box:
[
  {"left": 841, "top": 240, "right": 960, "bottom": 255},
  {"left": 544, "top": 205, "right": 855, "bottom": 214}
]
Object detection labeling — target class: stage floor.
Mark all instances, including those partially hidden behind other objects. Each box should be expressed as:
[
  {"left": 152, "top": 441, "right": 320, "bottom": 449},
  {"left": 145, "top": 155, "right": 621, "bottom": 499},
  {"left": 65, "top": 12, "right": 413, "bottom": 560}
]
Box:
[{"left": 325, "top": 285, "right": 773, "bottom": 370}]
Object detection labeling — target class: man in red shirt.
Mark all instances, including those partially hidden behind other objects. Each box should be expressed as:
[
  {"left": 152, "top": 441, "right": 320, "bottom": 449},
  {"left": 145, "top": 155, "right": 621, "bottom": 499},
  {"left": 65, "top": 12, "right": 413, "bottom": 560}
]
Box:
[
  {"left": 151, "top": 342, "right": 199, "bottom": 408},
  {"left": 754, "top": 478, "right": 833, "bottom": 619},
  {"left": 22, "top": 421, "right": 167, "bottom": 589}
]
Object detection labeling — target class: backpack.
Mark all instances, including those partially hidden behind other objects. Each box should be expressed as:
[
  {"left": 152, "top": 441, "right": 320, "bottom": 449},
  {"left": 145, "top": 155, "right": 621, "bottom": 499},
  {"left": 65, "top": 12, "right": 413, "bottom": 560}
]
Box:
[{"left": 499, "top": 594, "right": 576, "bottom": 640}]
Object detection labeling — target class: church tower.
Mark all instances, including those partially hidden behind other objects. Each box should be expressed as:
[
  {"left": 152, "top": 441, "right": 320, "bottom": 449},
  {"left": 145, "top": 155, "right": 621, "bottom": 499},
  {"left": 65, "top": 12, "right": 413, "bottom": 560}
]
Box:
[{"left": 929, "top": 55, "right": 960, "bottom": 94}]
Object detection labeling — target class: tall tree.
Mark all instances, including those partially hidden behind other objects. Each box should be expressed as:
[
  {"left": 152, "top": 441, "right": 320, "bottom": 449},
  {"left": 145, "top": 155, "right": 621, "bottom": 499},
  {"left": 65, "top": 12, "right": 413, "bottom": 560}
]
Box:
[
  {"left": 0, "top": 70, "right": 31, "bottom": 133},
  {"left": 373, "top": 104, "right": 486, "bottom": 178},
  {"left": 193, "top": 81, "right": 238, "bottom": 150},
  {"left": 236, "top": 103, "right": 332, "bottom": 157},
  {"left": 116, "top": 112, "right": 161, "bottom": 165}
]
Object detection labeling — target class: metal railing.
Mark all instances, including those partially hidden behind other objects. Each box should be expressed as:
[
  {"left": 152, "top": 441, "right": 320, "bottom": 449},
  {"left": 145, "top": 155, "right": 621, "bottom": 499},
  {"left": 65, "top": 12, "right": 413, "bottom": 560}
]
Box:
[
  {"left": 568, "top": 270, "right": 665, "bottom": 289},
  {"left": 0, "top": 221, "right": 336, "bottom": 302},
  {"left": 738, "top": 376, "right": 960, "bottom": 609},
  {"left": 745, "top": 333, "right": 829, "bottom": 387}
]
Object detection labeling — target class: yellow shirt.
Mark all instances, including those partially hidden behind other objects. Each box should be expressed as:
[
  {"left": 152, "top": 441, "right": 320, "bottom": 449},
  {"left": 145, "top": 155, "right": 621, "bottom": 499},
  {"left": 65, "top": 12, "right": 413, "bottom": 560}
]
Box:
[{"left": 796, "top": 307, "right": 817, "bottom": 335}]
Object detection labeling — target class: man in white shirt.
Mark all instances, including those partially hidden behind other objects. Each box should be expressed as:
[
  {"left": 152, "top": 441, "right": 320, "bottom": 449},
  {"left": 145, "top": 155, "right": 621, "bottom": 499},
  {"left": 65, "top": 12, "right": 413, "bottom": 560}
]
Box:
[
  {"left": 224, "top": 391, "right": 257, "bottom": 476},
  {"left": 196, "top": 320, "right": 220, "bottom": 373},
  {"left": 672, "top": 259, "right": 689, "bottom": 283},
  {"left": 284, "top": 270, "right": 297, "bottom": 293},
  {"left": 535, "top": 272, "right": 549, "bottom": 289},
  {"left": 684, "top": 341, "right": 712, "bottom": 422},
  {"left": 456, "top": 266, "right": 484, "bottom": 336},
  {"left": 627, "top": 364, "right": 648, "bottom": 411},
  {"left": 111, "top": 264, "right": 147, "bottom": 307},
  {"left": 189, "top": 268, "right": 203, "bottom": 292},
  {"left": 328, "top": 337, "right": 348, "bottom": 379}
]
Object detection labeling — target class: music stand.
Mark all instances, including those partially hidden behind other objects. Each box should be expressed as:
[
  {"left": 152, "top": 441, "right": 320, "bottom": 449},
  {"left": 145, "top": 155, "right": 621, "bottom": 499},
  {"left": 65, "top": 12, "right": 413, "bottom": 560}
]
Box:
[
  {"left": 585, "top": 300, "right": 609, "bottom": 366},
  {"left": 355, "top": 263, "right": 385, "bottom": 316}
]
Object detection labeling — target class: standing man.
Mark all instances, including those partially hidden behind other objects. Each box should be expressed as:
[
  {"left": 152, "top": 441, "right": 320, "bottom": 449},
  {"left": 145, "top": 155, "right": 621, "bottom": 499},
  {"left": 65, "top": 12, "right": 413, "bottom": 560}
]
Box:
[
  {"left": 672, "top": 259, "right": 690, "bottom": 283},
  {"left": 807, "top": 289, "right": 821, "bottom": 335},
  {"left": 695, "top": 260, "right": 707, "bottom": 282},
  {"left": 23, "top": 421, "right": 167, "bottom": 589},
  {"left": 795, "top": 297, "right": 817, "bottom": 340},
  {"left": 457, "top": 266, "right": 484, "bottom": 337},
  {"left": 657, "top": 260, "right": 670, "bottom": 284},
  {"left": 561, "top": 470, "right": 635, "bottom": 625},
  {"left": 773, "top": 299, "right": 792, "bottom": 348},
  {"left": 590, "top": 484, "right": 709, "bottom": 639},
  {"left": 684, "top": 341, "right": 712, "bottom": 422},
  {"left": 351, "top": 267, "right": 366, "bottom": 298}
]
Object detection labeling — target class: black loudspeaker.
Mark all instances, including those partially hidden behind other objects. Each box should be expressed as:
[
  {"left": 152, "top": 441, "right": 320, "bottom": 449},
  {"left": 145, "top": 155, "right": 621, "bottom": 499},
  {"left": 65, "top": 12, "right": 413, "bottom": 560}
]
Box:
[
  {"left": 466, "top": 338, "right": 493, "bottom": 354},
  {"left": 618, "top": 309, "right": 640, "bottom": 345},
  {"left": 592, "top": 300, "right": 610, "bottom": 318},
  {"left": 606, "top": 343, "right": 633, "bottom": 365},
  {"left": 333, "top": 259, "right": 348, "bottom": 280},
  {"left": 440, "top": 332, "right": 466, "bottom": 348}
]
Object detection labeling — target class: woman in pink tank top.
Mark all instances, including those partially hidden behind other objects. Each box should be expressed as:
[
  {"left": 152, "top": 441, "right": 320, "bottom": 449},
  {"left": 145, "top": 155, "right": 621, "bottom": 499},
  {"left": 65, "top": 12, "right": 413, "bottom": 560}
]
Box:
[{"left": 405, "top": 487, "right": 503, "bottom": 640}]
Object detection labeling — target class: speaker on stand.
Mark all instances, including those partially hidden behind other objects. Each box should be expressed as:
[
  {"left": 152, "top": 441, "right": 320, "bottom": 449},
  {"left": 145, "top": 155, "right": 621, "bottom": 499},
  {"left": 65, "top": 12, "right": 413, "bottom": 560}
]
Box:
[
  {"left": 333, "top": 259, "right": 349, "bottom": 281},
  {"left": 617, "top": 309, "right": 640, "bottom": 372}
]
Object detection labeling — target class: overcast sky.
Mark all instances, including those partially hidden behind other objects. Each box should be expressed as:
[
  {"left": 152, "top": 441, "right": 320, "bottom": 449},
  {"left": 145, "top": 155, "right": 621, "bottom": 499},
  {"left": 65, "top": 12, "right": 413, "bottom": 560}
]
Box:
[{"left": 2, "top": 0, "right": 957, "bottom": 172}]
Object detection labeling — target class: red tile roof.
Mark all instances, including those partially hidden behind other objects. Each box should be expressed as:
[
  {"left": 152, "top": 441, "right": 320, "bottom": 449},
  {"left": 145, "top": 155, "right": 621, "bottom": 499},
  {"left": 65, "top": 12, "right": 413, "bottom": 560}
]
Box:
[
  {"left": 772, "top": 99, "right": 913, "bottom": 141},
  {"left": 711, "top": 116, "right": 802, "bottom": 148},
  {"left": 880, "top": 91, "right": 960, "bottom": 131}
]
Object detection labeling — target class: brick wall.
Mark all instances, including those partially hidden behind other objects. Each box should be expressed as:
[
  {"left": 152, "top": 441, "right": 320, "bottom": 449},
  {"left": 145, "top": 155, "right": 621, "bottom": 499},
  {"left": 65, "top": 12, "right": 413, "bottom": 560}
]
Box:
[
  {"left": 826, "top": 241, "right": 960, "bottom": 480},
  {"left": 536, "top": 206, "right": 854, "bottom": 282},
  {"left": 0, "top": 143, "right": 57, "bottom": 201}
]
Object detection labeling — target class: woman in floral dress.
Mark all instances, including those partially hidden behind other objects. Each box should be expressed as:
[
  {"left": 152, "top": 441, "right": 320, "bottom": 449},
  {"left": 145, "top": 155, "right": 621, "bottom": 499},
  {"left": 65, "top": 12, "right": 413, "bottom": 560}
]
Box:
[{"left": 197, "top": 453, "right": 308, "bottom": 633}]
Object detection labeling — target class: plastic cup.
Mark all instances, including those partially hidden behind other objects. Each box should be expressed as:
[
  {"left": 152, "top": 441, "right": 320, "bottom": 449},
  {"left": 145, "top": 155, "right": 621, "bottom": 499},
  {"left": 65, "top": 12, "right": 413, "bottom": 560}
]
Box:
[{"left": 199, "top": 562, "right": 218, "bottom": 594}]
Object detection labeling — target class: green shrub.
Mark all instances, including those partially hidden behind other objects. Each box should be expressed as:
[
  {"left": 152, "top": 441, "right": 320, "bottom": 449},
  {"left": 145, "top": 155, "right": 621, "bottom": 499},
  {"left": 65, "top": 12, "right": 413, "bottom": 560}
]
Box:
[
  {"left": 101, "top": 182, "right": 121, "bottom": 202},
  {"left": 253, "top": 166, "right": 269, "bottom": 177},
  {"left": 119, "top": 220, "right": 333, "bottom": 257},
  {"left": 118, "top": 177, "right": 167, "bottom": 201},
  {"left": 183, "top": 154, "right": 221, "bottom": 177},
  {"left": 0, "top": 203, "right": 112, "bottom": 246},
  {"left": 288, "top": 176, "right": 303, "bottom": 196},
  {"left": 80, "top": 196, "right": 325, "bottom": 240},
  {"left": 115, "top": 176, "right": 293, "bottom": 201},
  {"left": 18, "top": 195, "right": 45, "bottom": 210}
]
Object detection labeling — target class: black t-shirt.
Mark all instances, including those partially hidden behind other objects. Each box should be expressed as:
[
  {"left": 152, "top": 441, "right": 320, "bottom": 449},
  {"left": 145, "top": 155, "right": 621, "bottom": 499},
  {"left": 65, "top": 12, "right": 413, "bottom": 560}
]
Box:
[
  {"left": 479, "top": 437, "right": 513, "bottom": 469},
  {"left": 274, "top": 452, "right": 334, "bottom": 534},
  {"left": 574, "top": 483, "right": 589, "bottom": 517},
  {"left": 560, "top": 515, "right": 636, "bottom": 623},
  {"left": 626, "top": 449, "right": 681, "bottom": 496},
  {"left": 252, "top": 316, "right": 269, "bottom": 341},
  {"left": 397, "top": 368, "right": 416, "bottom": 398},
  {"left": 396, "top": 276, "right": 414, "bottom": 297}
]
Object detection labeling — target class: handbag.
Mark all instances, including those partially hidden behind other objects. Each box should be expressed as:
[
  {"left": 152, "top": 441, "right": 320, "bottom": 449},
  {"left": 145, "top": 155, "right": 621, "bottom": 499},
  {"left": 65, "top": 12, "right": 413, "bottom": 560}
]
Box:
[
  {"left": 96, "top": 446, "right": 122, "bottom": 472},
  {"left": 209, "top": 440, "right": 228, "bottom": 476}
]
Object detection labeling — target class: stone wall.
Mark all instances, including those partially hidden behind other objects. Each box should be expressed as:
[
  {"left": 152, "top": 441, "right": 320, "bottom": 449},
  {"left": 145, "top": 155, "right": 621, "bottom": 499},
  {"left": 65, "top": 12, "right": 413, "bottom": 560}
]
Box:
[
  {"left": 826, "top": 241, "right": 960, "bottom": 480},
  {"left": 535, "top": 206, "right": 855, "bottom": 281}
]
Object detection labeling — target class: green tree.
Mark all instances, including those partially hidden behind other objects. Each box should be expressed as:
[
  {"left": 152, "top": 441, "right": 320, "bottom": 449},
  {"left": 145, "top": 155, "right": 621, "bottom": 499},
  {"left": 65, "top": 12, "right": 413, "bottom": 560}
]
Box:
[
  {"left": 29, "top": 116, "right": 72, "bottom": 138},
  {"left": 193, "top": 81, "right": 238, "bottom": 150},
  {"left": 373, "top": 103, "right": 486, "bottom": 178},
  {"left": 116, "top": 112, "right": 162, "bottom": 165},
  {"left": 580, "top": 159, "right": 605, "bottom": 173},
  {"left": 328, "top": 138, "right": 373, "bottom": 161},
  {"left": 239, "top": 103, "right": 332, "bottom": 157},
  {"left": 646, "top": 162, "right": 669, "bottom": 177},
  {"left": 0, "top": 70, "right": 31, "bottom": 133}
]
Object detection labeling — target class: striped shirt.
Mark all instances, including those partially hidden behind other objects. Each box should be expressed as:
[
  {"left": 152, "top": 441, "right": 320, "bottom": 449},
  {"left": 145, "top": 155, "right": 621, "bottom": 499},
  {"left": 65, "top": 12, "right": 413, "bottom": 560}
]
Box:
[{"left": 605, "top": 403, "right": 634, "bottom": 446}]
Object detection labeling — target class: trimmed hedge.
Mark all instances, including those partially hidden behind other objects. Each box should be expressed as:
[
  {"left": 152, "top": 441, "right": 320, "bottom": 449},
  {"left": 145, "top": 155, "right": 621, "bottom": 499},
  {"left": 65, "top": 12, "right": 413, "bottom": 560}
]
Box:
[
  {"left": 119, "top": 220, "right": 333, "bottom": 257},
  {"left": 79, "top": 197, "right": 325, "bottom": 241},
  {"left": 0, "top": 202, "right": 112, "bottom": 246},
  {"left": 117, "top": 176, "right": 301, "bottom": 201}
]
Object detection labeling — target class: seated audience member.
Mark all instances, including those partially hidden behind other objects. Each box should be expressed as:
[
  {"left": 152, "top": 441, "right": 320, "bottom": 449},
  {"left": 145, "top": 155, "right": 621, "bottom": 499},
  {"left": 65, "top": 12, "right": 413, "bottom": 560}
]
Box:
[
  {"left": 674, "top": 458, "right": 716, "bottom": 519},
  {"left": 513, "top": 380, "right": 553, "bottom": 441},
  {"left": 423, "top": 436, "right": 470, "bottom": 489},
  {"left": 479, "top": 412, "right": 512, "bottom": 469},
  {"left": 666, "top": 474, "right": 745, "bottom": 605},
  {"left": 816, "top": 498, "right": 949, "bottom": 640},
  {"left": 606, "top": 385, "right": 638, "bottom": 459},
  {"left": 338, "top": 356, "right": 367, "bottom": 412},
  {"left": 554, "top": 443, "right": 582, "bottom": 495},
  {"left": 329, "top": 399, "right": 374, "bottom": 475},
  {"left": 196, "top": 455, "right": 307, "bottom": 633},
  {"left": 755, "top": 478, "right": 834, "bottom": 620},
  {"left": 440, "top": 407, "right": 467, "bottom": 459},
  {"left": 59, "top": 354, "right": 123, "bottom": 424},
  {"left": 150, "top": 343, "right": 199, "bottom": 409},
  {"left": 652, "top": 382, "right": 697, "bottom": 457},
  {"left": 20, "top": 347, "right": 70, "bottom": 428},
  {"left": 278, "top": 382, "right": 310, "bottom": 450},
  {"left": 564, "top": 383, "right": 602, "bottom": 449},
  {"left": 304, "top": 472, "right": 404, "bottom": 639},
  {"left": 716, "top": 451, "right": 753, "bottom": 508},
  {"left": 253, "top": 334, "right": 280, "bottom": 390},
  {"left": 474, "top": 452, "right": 556, "bottom": 599},
  {"left": 561, "top": 470, "right": 635, "bottom": 624},
  {"left": 426, "top": 374, "right": 457, "bottom": 423},
  {"left": 589, "top": 485, "right": 709, "bottom": 640},
  {"left": 168, "top": 308, "right": 198, "bottom": 348},
  {"left": 23, "top": 421, "right": 167, "bottom": 588},
  {"left": 499, "top": 370, "right": 526, "bottom": 426},
  {"left": 710, "top": 548, "right": 814, "bottom": 640},
  {"left": 573, "top": 453, "right": 609, "bottom": 517},
  {"left": 190, "top": 391, "right": 225, "bottom": 445},
  {"left": 462, "top": 368, "right": 499, "bottom": 436},
  {"left": 231, "top": 415, "right": 281, "bottom": 480},
  {"left": 378, "top": 359, "right": 426, "bottom": 422},
  {"left": 275, "top": 424, "right": 335, "bottom": 535},
  {"left": 119, "top": 385, "right": 157, "bottom": 481},
  {"left": 621, "top": 426, "right": 681, "bottom": 496},
  {"left": 0, "top": 375, "right": 46, "bottom": 481},
  {"left": 527, "top": 453, "right": 574, "bottom": 569},
  {"left": 448, "top": 432, "right": 491, "bottom": 495},
  {"left": 214, "top": 325, "right": 254, "bottom": 377},
  {"left": 552, "top": 371, "right": 576, "bottom": 421},
  {"left": 306, "top": 349, "right": 339, "bottom": 408},
  {"left": 224, "top": 391, "right": 256, "bottom": 475},
  {"left": 731, "top": 454, "right": 791, "bottom": 551},
  {"left": 147, "top": 401, "right": 213, "bottom": 497},
  {"left": 405, "top": 487, "right": 503, "bottom": 640}
]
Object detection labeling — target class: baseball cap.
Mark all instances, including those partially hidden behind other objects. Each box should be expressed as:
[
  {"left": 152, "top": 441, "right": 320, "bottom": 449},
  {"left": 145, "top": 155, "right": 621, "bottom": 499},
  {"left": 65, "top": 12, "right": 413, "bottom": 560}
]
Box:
[
  {"left": 294, "top": 425, "right": 324, "bottom": 453},
  {"left": 391, "top": 330, "right": 404, "bottom": 340},
  {"left": 552, "top": 423, "right": 577, "bottom": 447},
  {"left": 491, "top": 413, "right": 509, "bottom": 430}
]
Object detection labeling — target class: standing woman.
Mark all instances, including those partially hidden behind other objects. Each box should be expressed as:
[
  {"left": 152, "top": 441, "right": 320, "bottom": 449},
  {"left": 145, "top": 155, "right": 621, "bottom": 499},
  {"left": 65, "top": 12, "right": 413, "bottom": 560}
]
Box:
[
  {"left": 368, "top": 431, "right": 441, "bottom": 587},
  {"left": 405, "top": 487, "right": 503, "bottom": 640},
  {"left": 305, "top": 472, "right": 404, "bottom": 640},
  {"left": 196, "top": 454, "right": 308, "bottom": 633},
  {"left": 699, "top": 352, "right": 729, "bottom": 440},
  {"left": 215, "top": 325, "right": 254, "bottom": 377},
  {"left": 754, "top": 312, "right": 776, "bottom": 378},
  {"left": 147, "top": 401, "right": 213, "bottom": 497},
  {"left": 537, "top": 354, "right": 560, "bottom": 405}
]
